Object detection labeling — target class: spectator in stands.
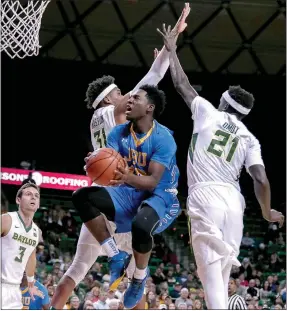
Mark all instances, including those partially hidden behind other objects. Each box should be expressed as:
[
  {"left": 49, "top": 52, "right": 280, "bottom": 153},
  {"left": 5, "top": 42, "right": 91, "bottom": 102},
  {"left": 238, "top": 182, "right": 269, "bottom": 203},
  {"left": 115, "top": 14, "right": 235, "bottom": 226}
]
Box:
[
  {"left": 67, "top": 295, "right": 80, "bottom": 310},
  {"left": 247, "top": 279, "right": 259, "bottom": 298},
  {"left": 182, "top": 273, "right": 199, "bottom": 289},
  {"left": 240, "top": 258, "right": 253, "bottom": 279},
  {"left": 114, "top": 282, "right": 125, "bottom": 301},
  {"left": 241, "top": 232, "right": 255, "bottom": 248},
  {"left": 47, "top": 285, "right": 55, "bottom": 299},
  {"left": 169, "top": 282, "right": 182, "bottom": 298},
  {"left": 193, "top": 299, "right": 203, "bottom": 310},
  {"left": 83, "top": 300, "right": 94, "bottom": 310},
  {"left": 152, "top": 267, "right": 166, "bottom": 285},
  {"left": 93, "top": 291, "right": 108, "bottom": 309},
  {"left": 175, "top": 288, "right": 193, "bottom": 308},
  {"left": 168, "top": 302, "right": 176, "bottom": 309},
  {"left": 260, "top": 280, "right": 272, "bottom": 300},
  {"left": 108, "top": 298, "right": 120, "bottom": 309},
  {"left": 174, "top": 264, "right": 182, "bottom": 277},
  {"left": 177, "top": 302, "right": 187, "bottom": 309},
  {"left": 166, "top": 270, "right": 177, "bottom": 286},
  {"left": 277, "top": 232, "right": 285, "bottom": 246},
  {"left": 269, "top": 253, "right": 283, "bottom": 273}
]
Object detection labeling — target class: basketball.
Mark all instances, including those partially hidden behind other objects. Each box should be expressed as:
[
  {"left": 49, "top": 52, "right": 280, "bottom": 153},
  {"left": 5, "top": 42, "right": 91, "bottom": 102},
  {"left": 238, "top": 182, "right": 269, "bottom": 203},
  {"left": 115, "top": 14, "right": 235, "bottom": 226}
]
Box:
[{"left": 86, "top": 148, "right": 125, "bottom": 186}]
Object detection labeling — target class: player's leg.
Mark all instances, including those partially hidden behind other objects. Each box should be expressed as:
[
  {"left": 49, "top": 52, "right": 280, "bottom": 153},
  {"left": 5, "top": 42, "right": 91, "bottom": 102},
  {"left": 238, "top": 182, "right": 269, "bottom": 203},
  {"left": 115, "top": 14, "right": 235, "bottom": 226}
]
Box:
[
  {"left": 188, "top": 185, "right": 231, "bottom": 309},
  {"left": 50, "top": 224, "right": 102, "bottom": 309},
  {"left": 1, "top": 285, "right": 23, "bottom": 309},
  {"left": 124, "top": 194, "right": 180, "bottom": 309},
  {"left": 196, "top": 256, "right": 226, "bottom": 309},
  {"left": 123, "top": 204, "right": 160, "bottom": 308},
  {"left": 115, "top": 231, "right": 146, "bottom": 310},
  {"left": 221, "top": 189, "right": 245, "bottom": 308},
  {"left": 72, "top": 186, "right": 132, "bottom": 290}
]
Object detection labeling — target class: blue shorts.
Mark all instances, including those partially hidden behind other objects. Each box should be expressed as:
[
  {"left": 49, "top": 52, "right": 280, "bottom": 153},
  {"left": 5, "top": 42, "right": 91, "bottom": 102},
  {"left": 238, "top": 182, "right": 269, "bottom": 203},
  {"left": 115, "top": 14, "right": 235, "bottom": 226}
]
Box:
[{"left": 105, "top": 186, "right": 180, "bottom": 234}]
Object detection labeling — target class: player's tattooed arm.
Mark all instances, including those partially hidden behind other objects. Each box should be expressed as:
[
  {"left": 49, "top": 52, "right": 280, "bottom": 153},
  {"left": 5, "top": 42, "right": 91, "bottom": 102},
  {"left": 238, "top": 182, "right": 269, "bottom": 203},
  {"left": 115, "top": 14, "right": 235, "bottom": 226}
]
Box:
[
  {"left": 1, "top": 214, "right": 12, "bottom": 237},
  {"left": 249, "top": 165, "right": 284, "bottom": 228}
]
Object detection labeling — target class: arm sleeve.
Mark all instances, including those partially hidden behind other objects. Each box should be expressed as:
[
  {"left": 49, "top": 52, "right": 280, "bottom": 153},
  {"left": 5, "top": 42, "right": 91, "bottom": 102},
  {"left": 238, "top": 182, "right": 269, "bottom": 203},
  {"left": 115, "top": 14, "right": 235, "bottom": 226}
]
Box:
[
  {"left": 106, "top": 127, "right": 120, "bottom": 152},
  {"left": 130, "top": 48, "right": 169, "bottom": 95},
  {"left": 245, "top": 136, "right": 264, "bottom": 170},
  {"left": 151, "top": 133, "right": 177, "bottom": 169}
]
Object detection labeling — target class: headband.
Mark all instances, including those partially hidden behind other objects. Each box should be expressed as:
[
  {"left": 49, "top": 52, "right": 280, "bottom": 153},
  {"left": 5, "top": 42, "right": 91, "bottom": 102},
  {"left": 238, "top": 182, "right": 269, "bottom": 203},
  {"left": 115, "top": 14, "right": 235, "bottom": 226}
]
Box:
[
  {"left": 92, "top": 83, "right": 117, "bottom": 109},
  {"left": 222, "top": 91, "right": 251, "bottom": 115}
]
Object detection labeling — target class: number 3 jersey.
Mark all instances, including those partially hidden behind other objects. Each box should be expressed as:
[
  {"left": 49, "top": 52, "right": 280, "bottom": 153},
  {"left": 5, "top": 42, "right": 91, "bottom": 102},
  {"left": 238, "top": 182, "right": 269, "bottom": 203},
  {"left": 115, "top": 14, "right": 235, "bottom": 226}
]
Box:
[
  {"left": 90, "top": 106, "right": 116, "bottom": 151},
  {"left": 187, "top": 96, "right": 264, "bottom": 192},
  {"left": 2, "top": 212, "right": 40, "bottom": 285}
]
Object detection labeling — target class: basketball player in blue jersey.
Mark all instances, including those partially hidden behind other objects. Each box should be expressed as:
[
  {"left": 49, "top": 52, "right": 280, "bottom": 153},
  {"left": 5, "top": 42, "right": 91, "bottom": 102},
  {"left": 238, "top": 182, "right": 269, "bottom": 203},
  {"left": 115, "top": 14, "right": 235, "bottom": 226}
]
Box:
[{"left": 72, "top": 84, "right": 180, "bottom": 309}]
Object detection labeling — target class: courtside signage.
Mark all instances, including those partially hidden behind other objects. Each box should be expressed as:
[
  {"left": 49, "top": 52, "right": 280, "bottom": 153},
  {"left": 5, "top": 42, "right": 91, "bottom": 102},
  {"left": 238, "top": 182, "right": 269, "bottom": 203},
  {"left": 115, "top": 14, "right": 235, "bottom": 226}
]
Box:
[{"left": 1, "top": 167, "right": 92, "bottom": 191}]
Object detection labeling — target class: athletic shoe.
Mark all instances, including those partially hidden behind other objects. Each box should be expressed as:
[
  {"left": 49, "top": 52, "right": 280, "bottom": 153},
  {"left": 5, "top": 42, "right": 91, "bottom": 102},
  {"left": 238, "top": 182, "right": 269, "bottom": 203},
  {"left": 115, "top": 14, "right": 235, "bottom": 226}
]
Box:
[
  {"left": 123, "top": 268, "right": 149, "bottom": 309},
  {"left": 109, "top": 250, "right": 132, "bottom": 291}
]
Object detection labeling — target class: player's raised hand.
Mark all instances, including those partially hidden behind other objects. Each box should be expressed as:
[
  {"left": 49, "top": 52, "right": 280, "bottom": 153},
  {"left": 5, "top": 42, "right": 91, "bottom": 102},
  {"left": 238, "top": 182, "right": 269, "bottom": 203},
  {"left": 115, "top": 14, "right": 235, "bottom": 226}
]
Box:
[
  {"left": 267, "top": 209, "right": 285, "bottom": 228},
  {"left": 157, "top": 24, "right": 177, "bottom": 52},
  {"left": 172, "top": 2, "right": 190, "bottom": 34}
]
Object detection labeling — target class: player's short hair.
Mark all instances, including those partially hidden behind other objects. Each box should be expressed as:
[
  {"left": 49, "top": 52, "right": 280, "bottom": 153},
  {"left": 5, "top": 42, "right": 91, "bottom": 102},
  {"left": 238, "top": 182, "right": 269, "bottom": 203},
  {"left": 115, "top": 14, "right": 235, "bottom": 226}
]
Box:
[
  {"left": 85, "top": 75, "right": 115, "bottom": 109},
  {"left": 140, "top": 84, "right": 167, "bottom": 119},
  {"left": 16, "top": 182, "right": 40, "bottom": 199},
  {"left": 228, "top": 85, "right": 255, "bottom": 111}
]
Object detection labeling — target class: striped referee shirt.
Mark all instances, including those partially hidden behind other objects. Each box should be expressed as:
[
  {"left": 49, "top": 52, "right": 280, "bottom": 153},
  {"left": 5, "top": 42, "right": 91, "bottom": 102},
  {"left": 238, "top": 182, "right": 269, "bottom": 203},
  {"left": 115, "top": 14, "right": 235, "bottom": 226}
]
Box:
[{"left": 228, "top": 294, "right": 247, "bottom": 310}]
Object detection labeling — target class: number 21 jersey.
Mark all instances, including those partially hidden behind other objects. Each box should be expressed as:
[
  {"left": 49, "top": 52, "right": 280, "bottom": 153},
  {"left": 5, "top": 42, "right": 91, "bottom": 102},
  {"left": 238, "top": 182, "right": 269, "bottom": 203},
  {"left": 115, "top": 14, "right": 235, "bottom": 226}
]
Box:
[
  {"left": 187, "top": 96, "right": 264, "bottom": 192},
  {"left": 2, "top": 212, "right": 39, "bottom": 285},
  {"left": 90, "top": 106, "right": 116, "bottom": 151}
]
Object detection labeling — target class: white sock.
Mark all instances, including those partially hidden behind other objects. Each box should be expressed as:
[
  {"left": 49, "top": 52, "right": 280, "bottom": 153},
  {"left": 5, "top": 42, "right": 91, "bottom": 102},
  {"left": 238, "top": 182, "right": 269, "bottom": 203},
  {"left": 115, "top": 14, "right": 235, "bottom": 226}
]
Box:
[
  {"left": 133, "top": 267, "right": 147, "bottom": 280},
  {"left": 100, "top": 237, "right": 119, "bottom": 258}
]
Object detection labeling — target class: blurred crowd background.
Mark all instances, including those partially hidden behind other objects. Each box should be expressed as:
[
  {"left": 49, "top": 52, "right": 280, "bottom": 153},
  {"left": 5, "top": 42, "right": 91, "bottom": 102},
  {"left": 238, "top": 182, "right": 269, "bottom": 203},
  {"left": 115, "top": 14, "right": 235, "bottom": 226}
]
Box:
[{"left": 2, "top": 191, "right": 285, "bottom": 310}]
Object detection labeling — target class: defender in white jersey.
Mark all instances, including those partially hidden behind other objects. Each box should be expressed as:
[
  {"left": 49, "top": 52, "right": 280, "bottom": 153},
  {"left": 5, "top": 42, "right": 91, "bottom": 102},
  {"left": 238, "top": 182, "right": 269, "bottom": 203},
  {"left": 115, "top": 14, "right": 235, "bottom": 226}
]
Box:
[
  {"left": 1, "top": 183, "right": 41, "bottom": 309},
  {"left": 50, "top": 5, "right": 190, "bottom": 309},
  {"left": 159, "top": 25, "right": 285, "bottom": 309}
]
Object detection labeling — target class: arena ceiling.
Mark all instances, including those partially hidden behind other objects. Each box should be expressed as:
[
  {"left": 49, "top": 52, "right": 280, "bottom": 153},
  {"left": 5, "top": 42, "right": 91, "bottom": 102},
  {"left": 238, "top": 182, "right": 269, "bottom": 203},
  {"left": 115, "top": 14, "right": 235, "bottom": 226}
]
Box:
[{"left": 39, "top": 0, "right": 286, "bottom": 75}]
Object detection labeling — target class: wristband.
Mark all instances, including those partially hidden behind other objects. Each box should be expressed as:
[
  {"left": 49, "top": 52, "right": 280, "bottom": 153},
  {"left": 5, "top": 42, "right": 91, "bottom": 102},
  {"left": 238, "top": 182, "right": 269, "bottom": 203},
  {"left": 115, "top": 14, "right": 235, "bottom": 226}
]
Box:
[{"left": 27, "top": 275, "right": 34, "bottom": 283}]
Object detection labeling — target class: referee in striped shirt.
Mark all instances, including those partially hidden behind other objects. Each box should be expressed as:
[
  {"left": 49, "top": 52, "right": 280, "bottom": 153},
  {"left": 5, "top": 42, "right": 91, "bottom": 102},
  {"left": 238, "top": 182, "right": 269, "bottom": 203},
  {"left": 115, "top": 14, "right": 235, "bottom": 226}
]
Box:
[{"left": 228, "top": 278, "right": 247, "bottom": 310}]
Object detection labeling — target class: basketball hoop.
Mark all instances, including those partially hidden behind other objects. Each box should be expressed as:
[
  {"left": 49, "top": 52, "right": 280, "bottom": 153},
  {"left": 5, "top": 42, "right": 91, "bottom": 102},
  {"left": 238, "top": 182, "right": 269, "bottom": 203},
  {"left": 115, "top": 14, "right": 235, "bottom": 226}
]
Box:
[{"left": 0, "top": 0, "right": 50, "bottom": 59}]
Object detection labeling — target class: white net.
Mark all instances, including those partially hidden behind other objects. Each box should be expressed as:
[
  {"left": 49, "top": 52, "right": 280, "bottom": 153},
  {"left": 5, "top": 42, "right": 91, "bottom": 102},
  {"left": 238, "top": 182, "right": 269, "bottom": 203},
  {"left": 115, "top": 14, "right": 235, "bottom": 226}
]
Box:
[{"left": 0, "top": 0, "right": 50, "bottom": 59}]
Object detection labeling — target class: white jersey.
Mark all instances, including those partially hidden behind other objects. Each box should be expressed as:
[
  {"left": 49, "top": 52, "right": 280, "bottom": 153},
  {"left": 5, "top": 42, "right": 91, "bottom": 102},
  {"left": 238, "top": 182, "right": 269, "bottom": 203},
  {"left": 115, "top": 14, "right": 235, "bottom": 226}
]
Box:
[
  {"left": 1, "top": 212, "right": 40, "bottom": 285},
  {"left": 90, "top": 106, "right": 116, "bottom": 150},
  {"left": 187, "top": 96, "right": 264, "bottom": 192}
]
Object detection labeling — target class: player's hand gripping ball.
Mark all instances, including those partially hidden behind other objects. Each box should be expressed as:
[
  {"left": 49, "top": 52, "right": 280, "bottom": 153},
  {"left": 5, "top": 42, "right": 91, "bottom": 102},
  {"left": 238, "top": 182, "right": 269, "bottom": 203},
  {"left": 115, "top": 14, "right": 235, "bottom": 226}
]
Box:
[{"left": 85, "top": 148, "right": 125, "bottom": 186}]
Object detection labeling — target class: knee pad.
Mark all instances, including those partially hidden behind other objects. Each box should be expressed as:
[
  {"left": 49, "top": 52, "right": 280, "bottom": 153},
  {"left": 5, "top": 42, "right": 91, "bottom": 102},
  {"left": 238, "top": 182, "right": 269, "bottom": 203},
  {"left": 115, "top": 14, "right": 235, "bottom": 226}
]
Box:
[
  {"left": 72, "top": 188, "right": 101, "bottom": 223},
  {"left": 132, "top": 219, "right": 153, "bottom": 253}
]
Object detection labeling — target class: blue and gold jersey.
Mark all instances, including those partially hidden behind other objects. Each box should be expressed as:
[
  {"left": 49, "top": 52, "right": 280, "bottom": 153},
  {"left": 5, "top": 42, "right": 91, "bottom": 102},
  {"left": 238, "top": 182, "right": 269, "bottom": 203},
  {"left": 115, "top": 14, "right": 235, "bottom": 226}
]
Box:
[
  {"left": 21, "top": 280, "right": 50, "bottom": 310},
  {"left": 107, "top": 120, "right": 179, "bottom": 191}
]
